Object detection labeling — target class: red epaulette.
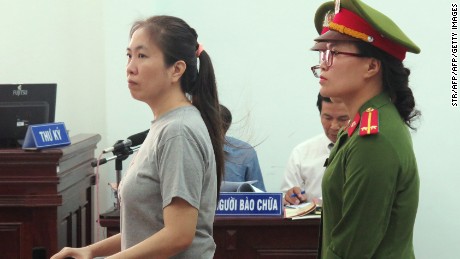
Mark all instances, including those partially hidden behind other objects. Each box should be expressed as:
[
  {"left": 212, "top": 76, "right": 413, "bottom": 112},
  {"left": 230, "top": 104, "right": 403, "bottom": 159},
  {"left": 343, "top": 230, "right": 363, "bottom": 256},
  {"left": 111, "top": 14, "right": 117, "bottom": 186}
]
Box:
[
  {"left": 347, "top": 113, "right": 360, "bottom": 137},
  {"left": 359, "top": 108, "right": 379, "bottom": 136}
]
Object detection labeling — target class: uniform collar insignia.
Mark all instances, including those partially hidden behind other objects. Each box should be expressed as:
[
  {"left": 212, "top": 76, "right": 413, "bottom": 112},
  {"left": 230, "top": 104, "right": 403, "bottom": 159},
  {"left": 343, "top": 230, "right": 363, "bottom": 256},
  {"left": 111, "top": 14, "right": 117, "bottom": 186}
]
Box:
[
  {"left": 359, "top": 107, "right": 379, "bottom": 136},
  {"left": 347, "top": 113, "right": 360, "bottom": 137}
]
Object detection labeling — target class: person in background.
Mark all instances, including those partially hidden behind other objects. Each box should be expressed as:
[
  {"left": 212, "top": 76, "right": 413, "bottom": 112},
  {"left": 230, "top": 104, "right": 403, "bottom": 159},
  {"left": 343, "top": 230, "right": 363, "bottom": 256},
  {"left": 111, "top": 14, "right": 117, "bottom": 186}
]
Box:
[
  {"left": 310, "top": 0, "right": 421, "bottom": 258},
  {"left": 220, "top": 104, "right": 266, "bottom": 191},
  {"left": 51, "top": 15, "right": 224, "bottom": 259},
  {"left": 281, "top": 93, "right": 348, "bottom": 204}
]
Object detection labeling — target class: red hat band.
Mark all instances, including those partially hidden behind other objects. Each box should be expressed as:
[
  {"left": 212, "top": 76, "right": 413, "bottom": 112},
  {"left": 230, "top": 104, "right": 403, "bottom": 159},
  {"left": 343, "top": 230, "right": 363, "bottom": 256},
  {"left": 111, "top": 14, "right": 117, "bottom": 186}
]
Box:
[{"left": 329, "top": 8, "right": 407, "bottom": 61}]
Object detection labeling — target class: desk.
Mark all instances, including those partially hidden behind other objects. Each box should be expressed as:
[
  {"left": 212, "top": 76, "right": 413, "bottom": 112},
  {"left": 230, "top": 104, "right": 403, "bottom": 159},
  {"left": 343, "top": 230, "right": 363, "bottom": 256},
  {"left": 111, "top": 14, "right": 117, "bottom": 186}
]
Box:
[
  {"left": 99, "top": 209, "right": 320, "bottom": 259},
  {"left": 0, "top": 134, "right": 100, "bottom": 259}
]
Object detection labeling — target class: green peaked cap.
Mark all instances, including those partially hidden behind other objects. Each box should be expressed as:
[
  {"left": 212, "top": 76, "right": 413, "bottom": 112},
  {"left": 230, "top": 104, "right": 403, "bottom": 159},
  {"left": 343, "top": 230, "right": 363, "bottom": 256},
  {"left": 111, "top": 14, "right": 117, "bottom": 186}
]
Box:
[{"left": 313, "top": 0, "right": 420, "bottom": 54}]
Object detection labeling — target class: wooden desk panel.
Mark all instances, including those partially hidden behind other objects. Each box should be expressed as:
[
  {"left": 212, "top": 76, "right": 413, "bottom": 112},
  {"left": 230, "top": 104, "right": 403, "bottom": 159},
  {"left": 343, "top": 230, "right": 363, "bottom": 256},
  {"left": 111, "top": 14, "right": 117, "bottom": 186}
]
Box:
[
  {"left": 213, "top": 217, "right": 320, "bottom": 259},
  {"left": 99, "top": 210, "right": 320, "bottom": 258},
  {"left": 0, "top": 134, "right": 100, "bottom": 259}
]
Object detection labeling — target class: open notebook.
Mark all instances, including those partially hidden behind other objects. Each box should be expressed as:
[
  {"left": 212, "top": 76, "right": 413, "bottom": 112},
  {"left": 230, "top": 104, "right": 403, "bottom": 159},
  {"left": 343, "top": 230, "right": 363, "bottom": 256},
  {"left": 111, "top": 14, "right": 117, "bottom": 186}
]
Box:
[{"left": 284, "top": 198, "right": 322, "bottom": 220}]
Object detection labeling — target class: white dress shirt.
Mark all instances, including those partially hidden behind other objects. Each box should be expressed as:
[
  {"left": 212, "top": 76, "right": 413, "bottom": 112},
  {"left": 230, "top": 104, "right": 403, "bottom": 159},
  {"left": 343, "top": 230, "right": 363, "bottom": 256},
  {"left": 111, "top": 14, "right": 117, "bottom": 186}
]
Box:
[{"left": 280, "top": 133, "right": 332, "bottom": 202}]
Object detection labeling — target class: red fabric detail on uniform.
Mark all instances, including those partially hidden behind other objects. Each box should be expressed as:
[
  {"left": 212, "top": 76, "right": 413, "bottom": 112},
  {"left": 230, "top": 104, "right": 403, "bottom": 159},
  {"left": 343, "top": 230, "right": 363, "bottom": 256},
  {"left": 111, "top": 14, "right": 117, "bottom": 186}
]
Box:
[
  {"left": 348, "top": 113, "right": 361, "bottom": 137},
  {"left": 359, "top": 108, "right": 379, "bottom": 136},
  {"left": 332, "top": 8, "right": 407, "bottom": 61}
]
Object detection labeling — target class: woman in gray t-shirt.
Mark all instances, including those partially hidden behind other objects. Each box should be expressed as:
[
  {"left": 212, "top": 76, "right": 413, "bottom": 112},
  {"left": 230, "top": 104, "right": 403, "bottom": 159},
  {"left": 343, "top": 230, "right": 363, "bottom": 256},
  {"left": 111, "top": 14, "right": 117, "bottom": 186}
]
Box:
[{"left": 51, "top": 15, "right": 224, "bottom": 259}]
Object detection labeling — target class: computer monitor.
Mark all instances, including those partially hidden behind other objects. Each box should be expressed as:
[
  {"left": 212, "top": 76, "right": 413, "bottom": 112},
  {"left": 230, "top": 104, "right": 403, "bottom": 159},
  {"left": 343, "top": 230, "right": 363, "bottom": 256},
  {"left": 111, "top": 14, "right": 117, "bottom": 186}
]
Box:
[{"left": 0, "top": 84, "right": 57, "bottom": 148}]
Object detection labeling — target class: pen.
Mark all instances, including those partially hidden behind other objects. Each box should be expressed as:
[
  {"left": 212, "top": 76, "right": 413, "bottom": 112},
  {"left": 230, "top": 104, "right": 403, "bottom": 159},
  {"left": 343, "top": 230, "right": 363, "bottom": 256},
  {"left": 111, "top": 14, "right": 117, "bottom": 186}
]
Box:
[{"left": 290, "top": 190, "right": 306, "bottom": 198}]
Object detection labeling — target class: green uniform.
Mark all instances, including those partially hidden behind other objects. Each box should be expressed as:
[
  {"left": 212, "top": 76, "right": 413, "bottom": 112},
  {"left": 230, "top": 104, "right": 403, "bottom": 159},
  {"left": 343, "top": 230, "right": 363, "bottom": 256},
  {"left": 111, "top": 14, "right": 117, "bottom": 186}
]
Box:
[{"left": 321, "top": 92, "right": 419, "bottom": 258}]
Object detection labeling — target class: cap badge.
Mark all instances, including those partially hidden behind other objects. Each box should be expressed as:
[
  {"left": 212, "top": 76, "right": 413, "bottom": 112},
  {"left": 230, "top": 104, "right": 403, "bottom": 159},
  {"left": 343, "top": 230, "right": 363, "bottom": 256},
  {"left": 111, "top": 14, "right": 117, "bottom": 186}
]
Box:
[
  {"left": 323, "top": 10, "right": 335, "bottom": 28},
  {"left": 359, "top": 108, "right": 379, "bottom": 136},
  {"left": 334, "top": 0, "right": 341, "bottom": 14}
]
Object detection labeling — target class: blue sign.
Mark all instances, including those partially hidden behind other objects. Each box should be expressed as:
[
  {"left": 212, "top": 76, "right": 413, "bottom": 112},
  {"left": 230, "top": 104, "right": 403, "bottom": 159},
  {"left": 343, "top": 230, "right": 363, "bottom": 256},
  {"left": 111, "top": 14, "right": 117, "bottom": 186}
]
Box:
[
  {"left": 215, "top": 192, "right": 283, "bottom": 217},
  {"left": 22, "top": 122, "right": 71, "bottom": 150}
]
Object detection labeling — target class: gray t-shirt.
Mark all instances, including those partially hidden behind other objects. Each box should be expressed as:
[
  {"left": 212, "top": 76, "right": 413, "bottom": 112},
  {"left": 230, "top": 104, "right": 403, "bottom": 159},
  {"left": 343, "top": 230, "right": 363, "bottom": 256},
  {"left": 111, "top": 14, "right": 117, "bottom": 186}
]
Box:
[{"left": 119, "top": 106, "right": 217, "bottom": 258}]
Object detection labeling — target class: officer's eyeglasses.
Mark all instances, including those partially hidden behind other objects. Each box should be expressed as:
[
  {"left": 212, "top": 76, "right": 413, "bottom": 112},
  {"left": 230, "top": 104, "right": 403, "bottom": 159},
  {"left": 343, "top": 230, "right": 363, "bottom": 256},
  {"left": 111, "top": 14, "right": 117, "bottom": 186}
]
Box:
[
  {"left": 310, "top": 49, "right": 367, "bottom": 78},
  {"left": 311, "top": 65, "right": 321, "bottom": 78}
]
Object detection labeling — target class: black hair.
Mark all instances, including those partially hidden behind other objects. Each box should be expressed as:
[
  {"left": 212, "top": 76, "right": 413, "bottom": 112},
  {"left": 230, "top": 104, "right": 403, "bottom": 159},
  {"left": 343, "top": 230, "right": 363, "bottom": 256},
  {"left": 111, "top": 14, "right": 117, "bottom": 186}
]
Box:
[
  {"left": 355, "top": 41, "right": 421, "bottom": 130},
  {"left": 219, "top": 104, "right": 232, "bottom": 133},
  {"left": 130, "top": 16, "right": 225, "bottom": 198},
  {"left": 316, "top": 93, "right": 332, "bottom": 113}
]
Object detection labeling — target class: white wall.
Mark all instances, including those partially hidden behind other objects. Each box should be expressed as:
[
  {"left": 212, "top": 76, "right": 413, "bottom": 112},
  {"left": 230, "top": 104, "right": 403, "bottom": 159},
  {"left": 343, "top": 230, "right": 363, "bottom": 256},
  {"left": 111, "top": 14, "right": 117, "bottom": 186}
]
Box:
[
  {"left": 2, "top": 0, "right": 458, "bottom": 257},
  {"left": 0, "top": 0, "right": 112, "bottom": 238},
  {"left": 1, "top": 0, "right": 106, "bottom": 135}
]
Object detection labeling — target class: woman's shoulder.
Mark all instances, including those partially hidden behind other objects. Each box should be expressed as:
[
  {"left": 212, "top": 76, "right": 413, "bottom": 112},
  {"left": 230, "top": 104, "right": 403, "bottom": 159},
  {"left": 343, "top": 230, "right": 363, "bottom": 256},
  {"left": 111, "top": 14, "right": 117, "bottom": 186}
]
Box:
[
  {"left": 226, "top": 136, "right": 251, "bottom": 147},
  {"left": 153, "top": 106, "right": 208, "bottom": 141},
  {"left": 155, "top": 105, "right": 200, "bottom": 126}
]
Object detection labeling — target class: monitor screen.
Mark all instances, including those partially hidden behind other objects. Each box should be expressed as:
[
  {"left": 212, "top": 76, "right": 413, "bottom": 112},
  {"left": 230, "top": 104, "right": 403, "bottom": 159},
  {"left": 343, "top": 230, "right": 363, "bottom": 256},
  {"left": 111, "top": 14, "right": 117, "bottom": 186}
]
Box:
[{"left": 0, "top": 84, "right": 57, "bottom": 148}]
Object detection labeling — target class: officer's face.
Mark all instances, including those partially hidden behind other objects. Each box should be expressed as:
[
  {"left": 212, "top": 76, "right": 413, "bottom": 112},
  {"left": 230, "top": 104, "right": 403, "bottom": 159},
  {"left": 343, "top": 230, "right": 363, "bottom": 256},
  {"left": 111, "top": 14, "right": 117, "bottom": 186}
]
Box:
[
  {"left": 318, "top": 42, "right": 371, "bottom": 100},
  {"left": 320, "top": 101, "right": 349, "bottom": 143}
]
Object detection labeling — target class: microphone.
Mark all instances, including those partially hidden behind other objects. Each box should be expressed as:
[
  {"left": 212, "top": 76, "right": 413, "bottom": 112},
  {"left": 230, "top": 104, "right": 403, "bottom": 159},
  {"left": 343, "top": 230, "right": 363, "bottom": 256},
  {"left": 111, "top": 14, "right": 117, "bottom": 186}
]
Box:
[
  {"left": 103, "top": 139, "right": 132, "bottom": 154},
  {"left": 102, "top": 129, "right": 149, "bottom": 154},
  {"left": 128, "top": 129, "right": 149, "bottom": 147}
]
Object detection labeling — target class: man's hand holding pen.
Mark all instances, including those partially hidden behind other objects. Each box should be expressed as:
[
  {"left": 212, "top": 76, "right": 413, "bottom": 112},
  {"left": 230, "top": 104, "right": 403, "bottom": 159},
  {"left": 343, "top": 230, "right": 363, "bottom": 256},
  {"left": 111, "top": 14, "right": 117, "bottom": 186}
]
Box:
[{"left": 283, "top": 187, "right": 307, "bottom": 205}]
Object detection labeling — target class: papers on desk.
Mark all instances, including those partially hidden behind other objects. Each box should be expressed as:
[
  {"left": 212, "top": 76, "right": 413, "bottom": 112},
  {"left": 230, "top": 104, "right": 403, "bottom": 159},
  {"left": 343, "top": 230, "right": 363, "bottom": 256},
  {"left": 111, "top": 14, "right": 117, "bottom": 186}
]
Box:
[
  {"left": 290, "top": 214, "right": 321, "bottom": 220},
  {"left": 284, "top": 201, "right": 321, "bottom": 219},
  {"left": 220, "top": 180, "right": 264, "bottom": 192}
]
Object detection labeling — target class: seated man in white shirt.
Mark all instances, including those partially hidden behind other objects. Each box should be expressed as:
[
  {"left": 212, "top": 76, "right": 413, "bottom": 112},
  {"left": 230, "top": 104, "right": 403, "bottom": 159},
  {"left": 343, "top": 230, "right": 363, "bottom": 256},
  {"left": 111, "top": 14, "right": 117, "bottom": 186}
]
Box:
[{"left": 281, "top": 94, "right": 349, "bottom": 205}]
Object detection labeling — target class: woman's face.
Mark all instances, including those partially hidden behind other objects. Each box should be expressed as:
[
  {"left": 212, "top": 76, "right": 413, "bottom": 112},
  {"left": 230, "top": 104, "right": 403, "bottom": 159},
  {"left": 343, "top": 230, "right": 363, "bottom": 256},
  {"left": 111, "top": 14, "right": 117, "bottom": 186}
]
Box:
[
  {"left": 318, "top": 42, "right": 369, "bottom": 99},
  {"left": 126, "top": 28, "right": 174, "bottom": 105}
]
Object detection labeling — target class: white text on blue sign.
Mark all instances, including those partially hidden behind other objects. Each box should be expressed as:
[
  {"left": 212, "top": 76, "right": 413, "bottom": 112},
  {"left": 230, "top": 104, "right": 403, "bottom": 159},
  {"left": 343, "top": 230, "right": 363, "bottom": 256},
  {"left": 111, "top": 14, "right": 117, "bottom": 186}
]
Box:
[
  {"left": 38, "top": 127, "right": 64, "bottom": 142},
  {"left": 215, "top": 193, "right": 282, "bottom": 216}
]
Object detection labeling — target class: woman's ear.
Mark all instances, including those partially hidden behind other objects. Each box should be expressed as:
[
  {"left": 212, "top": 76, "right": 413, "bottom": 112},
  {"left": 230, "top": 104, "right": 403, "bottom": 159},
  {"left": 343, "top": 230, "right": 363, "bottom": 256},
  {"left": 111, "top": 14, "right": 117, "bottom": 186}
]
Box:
[
  {"left": 170, "top": 60, "right": 186, "bottom": 83},
  {"left": 364, "top": 58, "right": 381, "bottom": 78}
]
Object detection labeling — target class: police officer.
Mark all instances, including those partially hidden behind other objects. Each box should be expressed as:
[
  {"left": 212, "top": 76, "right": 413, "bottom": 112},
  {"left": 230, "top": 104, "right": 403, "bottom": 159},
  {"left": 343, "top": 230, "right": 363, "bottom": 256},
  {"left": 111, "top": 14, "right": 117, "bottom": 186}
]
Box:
[{"left": 310, "top": 0, "right": 421, "bottom": 258}]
